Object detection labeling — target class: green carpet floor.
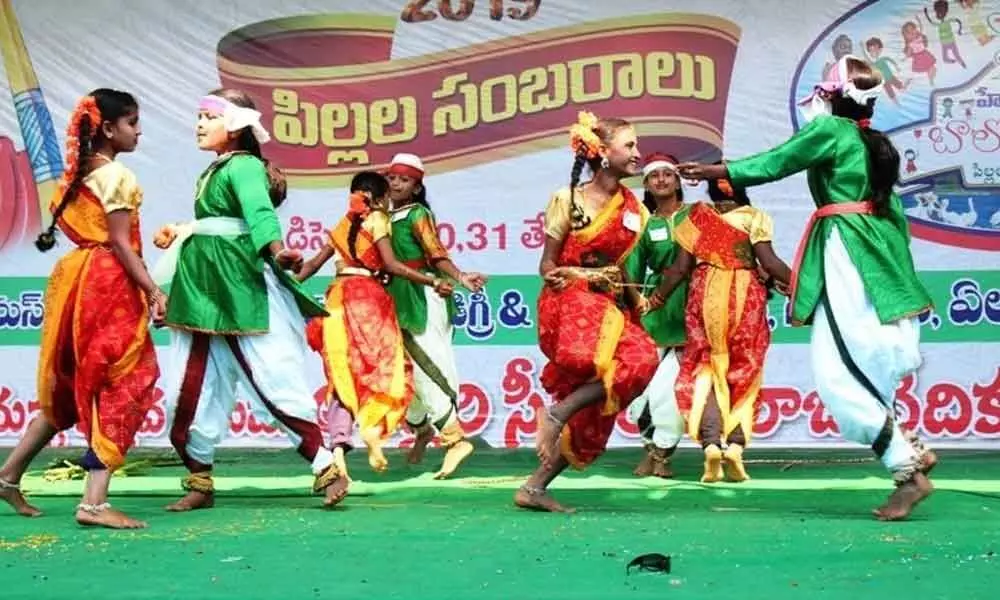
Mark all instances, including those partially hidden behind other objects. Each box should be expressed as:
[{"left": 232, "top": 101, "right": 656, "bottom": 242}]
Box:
[{"left": 2, "top": 447, "right": 997, "bottom": 599}]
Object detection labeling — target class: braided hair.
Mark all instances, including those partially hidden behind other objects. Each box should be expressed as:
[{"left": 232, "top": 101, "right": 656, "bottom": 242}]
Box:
[
  {"left": 347, "top": 171, "right": 390, "bottom": 264},
  {"left": 36, "top": 89, "right": 137, "bottom": 252}
]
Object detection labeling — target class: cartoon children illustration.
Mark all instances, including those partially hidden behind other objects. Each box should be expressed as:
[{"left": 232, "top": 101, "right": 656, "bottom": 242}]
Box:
[
  {"left": 923, "top": 1, "right": 967, "bottom": 68},
  {"left": 865, "top": 37, "right": 907, "bottom": 104},
  {"left": 902, "top": 20, "right": 939, "bottom": 85}
]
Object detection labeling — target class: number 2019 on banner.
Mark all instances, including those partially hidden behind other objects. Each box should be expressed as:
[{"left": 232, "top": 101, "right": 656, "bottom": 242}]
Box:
[{"left": 402, "top": 0, "right": 541, "bottom": 22}]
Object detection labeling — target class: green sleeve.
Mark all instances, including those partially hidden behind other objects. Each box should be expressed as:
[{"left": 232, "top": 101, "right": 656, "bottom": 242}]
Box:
[
  {"left": 623, "top": 229, "right": 648, "bottom": 284},
  {"left": 228, "top": 156, "right": 282, "bottom": 252},
  {"left": 726, "top": 116, "right": 838, "bottom": 188}
]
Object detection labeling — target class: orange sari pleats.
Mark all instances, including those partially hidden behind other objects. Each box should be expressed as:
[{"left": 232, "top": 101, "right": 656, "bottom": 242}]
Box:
[{"left": 309, "top": 276, "right": 413, "bottom": 438}]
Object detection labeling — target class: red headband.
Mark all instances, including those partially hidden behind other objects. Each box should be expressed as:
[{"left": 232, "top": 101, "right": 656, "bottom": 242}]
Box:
[{"left": 387, "top": 163, "right": 424, "bottom": 181}]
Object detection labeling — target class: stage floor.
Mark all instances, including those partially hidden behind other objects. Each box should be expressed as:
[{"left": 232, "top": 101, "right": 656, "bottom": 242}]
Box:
[{"left": 3, "top": 447, "right": 998, "bottom": 599}]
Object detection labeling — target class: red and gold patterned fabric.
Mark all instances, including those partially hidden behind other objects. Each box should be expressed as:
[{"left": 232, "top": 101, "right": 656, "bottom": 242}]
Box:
[
  {"left": 307, "top": 207, "right": 413, "bottom": 438},
  {"left": 37, "top": 177, "right": 158, "bottom": 472},
  {"left": 537, "top": 185, "right": 658, "bottom": 468},
  {"left": 672, "top": 202, "right": 770, "bottom": 444}
]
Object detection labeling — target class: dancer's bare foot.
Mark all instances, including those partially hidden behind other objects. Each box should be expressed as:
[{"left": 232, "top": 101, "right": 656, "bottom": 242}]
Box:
[
  {"left": 873, "top": 472, "right": 933, "bottom": 521},
  {"left": 701, "top": 444, "right": 723, "bottom": 483},
  {"left": 322, "top": 475, "right": 350, "bottom": 508},
  {"left": 634, "top": 447, "right": 673, "bottom": 478},
  {"left": 514, "top": 485, "right": 576, "bottom": 513},
  {"left": 361, "top": 427, "right": 388, "bottom": 473},
  {"left": 407, "top": 425, "right": 435, "bottom": 465},
  {"left": 0, "top": 479, "right": 42, "bottom": 517},
  {"left": 332, "top": 447, "right": 352, "bottom": 483},
  {"left": 76, "top": 504, "right": 147, "bottom": 529},
  {"left": 633, "top": 453, "right": 654, "bottom": 477},
  {"left": 434, "top": 440, "right": 474, "bottom": 480},
  {"left": 723, "top": 444, "right": 750, "bottom": 482},
  {"left": 165, "top": 490, "right": 215, "bottom": 512},
  {"left": 535, "top": 407, "right": 563, "bottom": 467}
]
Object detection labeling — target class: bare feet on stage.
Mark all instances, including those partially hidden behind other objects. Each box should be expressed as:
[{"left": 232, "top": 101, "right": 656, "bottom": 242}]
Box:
[
  {"left": 872, "top": 472, "right": 934, "bottom": 521},
  {"left": 361, "top": 427, "right": 389, "bottom": 473},
  {"left": 165, "top": 490, "right": 215, "bottom": 512},
  {"left": 514, "top": 485, "right": 576, "bottom": 514},
  {"left": 633, "top": 447, "right": 674, "bottom": 479},
  {"left": 535, "top": 407, "right": 562, "bottom": 467},
  {"left": 434, "top": 440, "right": 474, "bottom": 480},
  {"left": 332, "top": 447, "right": 351, "bottom": 483},
  {"left": 406, "top": 426, "right": 435, "bottom": 465},
  {"left": 723, "top": 444, "right": 750, "bottom": 482},
  {"left": 323, "top": 476, "right": 350, "bottom": 508},
  {"left": 700, "top": 444, "right": 724, "bottom": 483},
  {"left": 76, "top": 504, "right": 147, "bottom": 529},
  {"left": 0, "top": 478, "right": 42, "bottom": 517}
]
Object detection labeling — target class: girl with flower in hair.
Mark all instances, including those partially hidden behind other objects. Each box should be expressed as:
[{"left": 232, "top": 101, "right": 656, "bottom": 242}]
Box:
[
  {"left": 516, "top": 112, "right": 658, "bottom": 513},
  {"left": 153, "top": 89, "right": 346, "bottom": 510},
  {"left": 679, "top": 56, "right": 935, "bottom": 520},
  {"left": 646, "top": 174, "right": 790, "bottom": 483},
  {"left": 0, "top": 89, "right": 161, "bottom": 529},
  {"left": 296, "top": 171, "right": 453, "bottom": 487},
  {"left": 623, "top": 152, "right": 691, "bottom": 479}
]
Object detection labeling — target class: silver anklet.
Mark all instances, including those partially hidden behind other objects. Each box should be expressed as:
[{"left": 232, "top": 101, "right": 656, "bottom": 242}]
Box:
[
  {"left": 77, "top": 502, "right": 111, "bottom": 514},
  {"left": 0, "top": 478, "right": 20, "bottom": 491},
  {"left": 891, "top": 464, "right": 919, "bottom": 486},
  {"left": 520, "top": 484, "right": 547, "bottom": 496}
]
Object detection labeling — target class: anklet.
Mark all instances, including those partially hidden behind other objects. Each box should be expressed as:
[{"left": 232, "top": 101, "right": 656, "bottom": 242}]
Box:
[
  {"left": 77, "top": 502, "right": 111, "bottom": 514},
  {"left": 520, "top": 484, "right": 546, "bottom": 496},
  {"left": 891, "top": 463, "right": 919, "bottom": 486},
  {"left": 0, "top": 478, "right": 20, "bottom": 491}
]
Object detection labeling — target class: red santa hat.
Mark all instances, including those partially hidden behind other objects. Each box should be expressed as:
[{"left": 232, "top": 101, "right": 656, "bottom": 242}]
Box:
[
  {"left": 387, "top": 153, "right": 425, "bottom": 181},
  {"left": 642, "top": 153, "right": 679, "bottom": 179}
]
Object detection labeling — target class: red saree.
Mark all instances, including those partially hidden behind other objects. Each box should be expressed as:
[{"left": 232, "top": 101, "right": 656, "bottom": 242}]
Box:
[
  {"left": 37, "top": 182, "right": 159, "bottom": 472},
  {"left": 672, "top": 203, "right": 770, "bottom": 444},
  {"left": 306, "top": 209, "right": 413, "bottom": 439},
  {"left": 538, "top": 186, "right": 658, "bottom": 468}
]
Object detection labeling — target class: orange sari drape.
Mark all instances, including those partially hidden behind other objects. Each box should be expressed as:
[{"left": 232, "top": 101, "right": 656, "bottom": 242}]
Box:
[
  {"left": 305, "top": 213, "right": 413, "bottom": 438},
  {"left": 537, "top": 186, "right": 659, "bottom": 468},
  {"left": 37, "top": 187, "right": 158, "bottom": 471},
  {"left": 672, "top": 203, "right": 770, "bottom": 444}
]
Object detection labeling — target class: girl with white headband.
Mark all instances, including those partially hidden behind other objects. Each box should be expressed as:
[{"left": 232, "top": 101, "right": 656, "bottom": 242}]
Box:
[
  {"left": 383, "top": 153, "right": 487, "bottom": 479},
  {"left": 622, "top": 152, "right": 691, "bottom": 480},
  {"left": 677, "top": 56, "right": 936, "bottom": 520},
  {"left": 153, "top": 88, "right": 347, "bottom": 511}
]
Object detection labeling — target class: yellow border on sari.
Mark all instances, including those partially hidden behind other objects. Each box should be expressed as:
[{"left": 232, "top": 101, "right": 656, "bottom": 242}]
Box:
[
  {"left": 322, "top": 281, "right": 360, "bottom": 414},
  {"left": 569, "top": 190, "right": 624, "bottom": 246},
  {"left": 594, "top": 307, "right": 626, "bottom": 416},
  {"left": 36, "top": 251, "right": 89, "bottom": 423},
  {"left": 559, "top": 424, "right": 586, "bottom": 470}
]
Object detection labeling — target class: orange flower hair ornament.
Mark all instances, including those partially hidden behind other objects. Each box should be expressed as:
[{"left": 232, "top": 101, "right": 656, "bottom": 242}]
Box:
[
  {"left": 346, "top": 191, "right": 373, "bottom": 219},
  {"left": 717, "top": 178, "right": 735, "bottom": 198},
  {"left": 61, "top": 96, "right": 102, "bottom": 188},
  {"left": 569, "top": 110, "right": 602, "bottom": 159}
]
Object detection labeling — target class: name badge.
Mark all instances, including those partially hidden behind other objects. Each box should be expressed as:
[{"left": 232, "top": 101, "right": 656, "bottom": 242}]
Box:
[
  {"left": 391, "top": 208, "right": 411, "bottom": 222},
  {"left": 623, "top": 211, "right": 641, "bottom": 232},
  {"left": 649, "top": 227, "right": 669, "bottom": 242}
]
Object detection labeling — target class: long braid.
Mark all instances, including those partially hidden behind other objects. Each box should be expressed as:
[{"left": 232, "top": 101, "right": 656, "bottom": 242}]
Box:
[
  {"left": 568, "top": 153, "right": 590, "bottom": 230},
  {"left": 35, "top": 116, "right": 93, "bottom": 252}
]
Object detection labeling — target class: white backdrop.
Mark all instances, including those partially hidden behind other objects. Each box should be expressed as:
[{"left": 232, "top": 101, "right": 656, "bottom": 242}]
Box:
[{"left": 0, "top": 0, "right": 997, "bottom": 450}]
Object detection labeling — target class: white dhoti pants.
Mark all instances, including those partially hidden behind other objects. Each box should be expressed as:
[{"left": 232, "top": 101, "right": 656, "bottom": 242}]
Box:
[
  {"left": 626, "top": 347, "right": 685, "bottom": 449},
  {"left": 404, "top": 287, "right": 461, "bottom": 431},
  {"left": 163, "top": 265, "right": 333, "bottom": 475},
  {"left": 810, "top": 229, "right": 921, "bottom": 476}
]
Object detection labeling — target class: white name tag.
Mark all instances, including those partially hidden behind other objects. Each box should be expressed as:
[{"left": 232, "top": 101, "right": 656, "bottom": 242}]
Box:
[
  {"left": 391, "top": 208, "right": 412, "bottom": 222},
  {"left": 623, "top": 211, "right": 641, "bottom": 232},
  {"left": 649, "top": 227, "right": 669, "bottom": 242}
]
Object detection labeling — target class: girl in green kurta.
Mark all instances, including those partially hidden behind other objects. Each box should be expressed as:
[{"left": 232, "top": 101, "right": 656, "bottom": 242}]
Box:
[
  {"left": 679, "top": 56, "right": 936, "bottom": 521},
  {"left": 152, "top": 89, "right": 347, "bottom": 511},
  {"left": 623, "top": 152, "right": 690, "bottom": 479},
  {"left": 383, "top": 153, "right": 488, "bottom": 479}
]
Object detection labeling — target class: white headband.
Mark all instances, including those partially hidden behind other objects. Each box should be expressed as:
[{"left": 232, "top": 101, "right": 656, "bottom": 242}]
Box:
[
  {"left": 642, "top": 160, "right": 677, "bottom": 178},
  {"left": 199, "top": 96, "right": 271, "bottom": 144}
]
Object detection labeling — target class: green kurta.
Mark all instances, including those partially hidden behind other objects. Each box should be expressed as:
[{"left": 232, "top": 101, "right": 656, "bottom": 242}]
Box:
[
  {"left": 386, "top": 203, "right": 455, "bottom": 334},
  {"left": 623, "top": 206, "right": 691, "bottom": 347},
  {"left": 164, "top": 152, "right": 326, "bottom": 334},
  {"left": 726, "top": 115, "right": 932, "bottom": 325}
]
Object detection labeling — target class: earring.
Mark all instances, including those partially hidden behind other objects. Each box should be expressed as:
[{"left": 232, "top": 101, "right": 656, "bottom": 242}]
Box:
[{"left": 600, "top": 156, "right": 610, "bottom": 169}]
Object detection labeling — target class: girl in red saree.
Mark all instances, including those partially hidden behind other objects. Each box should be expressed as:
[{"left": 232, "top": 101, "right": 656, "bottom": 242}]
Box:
[
  {"left": 516, "top": 112, "right": 659, "bottom": 513},
  {"left": 0, "top": 90, "right": 164, "bottom": 529},
  {"left": 297, "top": 171, "right": 453, "bottom": 492},
  {"left": 647, "top": 177, "right": 791, "bottom": 483}
]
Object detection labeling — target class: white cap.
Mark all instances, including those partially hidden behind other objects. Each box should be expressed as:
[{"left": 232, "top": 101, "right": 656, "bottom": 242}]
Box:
[
  {"left": 389, "top": 153, "right": 424, "bottom": 173},
  {"left": 642, "top": 159, "right": 677, "bottom": 179}
]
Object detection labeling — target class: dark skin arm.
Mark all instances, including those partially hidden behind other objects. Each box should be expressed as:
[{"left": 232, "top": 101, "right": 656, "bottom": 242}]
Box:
[
  {"left": 753, "top": 241, "right": 793, "bottom": 295},
  {"left": 648, "top": 248, "right": 696, "bottom": 311},
  {"left": 539, "top": 235, "right": 571, "bottom": 290},
  {"left": 296, "top": 245, "right": 335, "bottom": 282},
  {"left": 376, "top": 238, "right": 453, "bottom": 297},
  {"left": 107, "top": 210, "right": 166, "bottom": 323}
]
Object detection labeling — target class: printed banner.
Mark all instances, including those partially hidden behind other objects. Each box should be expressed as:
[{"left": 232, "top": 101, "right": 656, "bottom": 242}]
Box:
[{"left": 0, "top": 0, "right": 997, "bottom": 451}]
